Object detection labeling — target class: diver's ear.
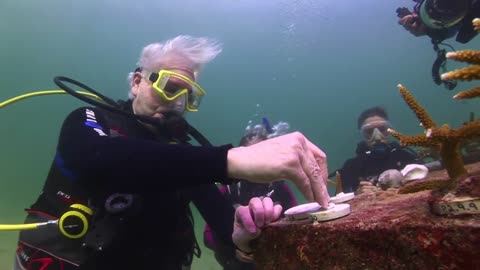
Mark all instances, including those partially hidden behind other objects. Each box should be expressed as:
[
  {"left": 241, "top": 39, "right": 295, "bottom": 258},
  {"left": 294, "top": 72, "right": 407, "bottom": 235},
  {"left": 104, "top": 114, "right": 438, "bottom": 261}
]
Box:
[{"left": 131, "top": 72, "right": 143, "bottom": 97}]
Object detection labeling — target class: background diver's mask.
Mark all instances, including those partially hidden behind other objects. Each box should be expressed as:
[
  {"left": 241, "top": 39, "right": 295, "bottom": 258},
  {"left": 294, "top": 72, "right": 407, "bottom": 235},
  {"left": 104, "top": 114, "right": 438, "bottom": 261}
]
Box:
[
  {"left": 146, "top": 69, "right": 205, "bottom": 112},
  {"left": 243, "top": 117, "right": 290, "bottom": 146},
  {"left": 418, "top": 0, "right": 470, "bottom": 29},
  {"left": 360, "top": 120, "right": 391, "bottom": 147}
]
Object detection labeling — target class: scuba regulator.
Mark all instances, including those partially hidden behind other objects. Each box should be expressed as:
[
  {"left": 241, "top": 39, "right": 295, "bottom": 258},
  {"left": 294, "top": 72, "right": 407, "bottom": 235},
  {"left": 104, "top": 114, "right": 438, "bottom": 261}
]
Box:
[{"left": 0, "top": 204, "right": 93, "bottom": 239}]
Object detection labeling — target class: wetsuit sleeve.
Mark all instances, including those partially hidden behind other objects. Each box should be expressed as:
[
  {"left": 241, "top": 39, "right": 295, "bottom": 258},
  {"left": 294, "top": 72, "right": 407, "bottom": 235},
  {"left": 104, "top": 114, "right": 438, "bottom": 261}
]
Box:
[
  {"left": 57, "top": 107, "right": 233, "bottom": 192},
  {"left": 202, "top": 185, "right": 229, "bottom": 250},
  {"left": 192, "top": 184, "right": 235, "bottom": 248}
]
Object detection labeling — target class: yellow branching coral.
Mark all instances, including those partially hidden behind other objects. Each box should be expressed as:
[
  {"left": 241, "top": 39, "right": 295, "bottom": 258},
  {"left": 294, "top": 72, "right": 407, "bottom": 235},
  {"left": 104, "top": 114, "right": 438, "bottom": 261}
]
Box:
[
  {"left": 335, "top": 171, "right": 343, "bottom": 195},
  {"left": 473, "top": 18, "right": 480, "bottom": 32},
  {"left": 388, "top": 129, "right": 438, "bottom": 147},
  {"left": 441, "top": 65, "right": 480, "bottom": 81},
  {"left": 445, "top": 50, "right": 480, "bottom": 65},
  {"left": 388, "top": 85, "right": 480, "bottom": 192},
  {"left": 398, "top": 178, "right": 452, "bottom": 194},
  {"left": 457, "top": 119, "right": 480, "bottom": 139},
  {"left": 440, "top": 18, "right": 480, "bottom": 99},
  {"left": 327, "top": 171, "right": 343, "bottom": 195},
  {"left": 397, "top": 84, "right": 436, "bottom": 130},
  {"left": 453, "top": 87, "right": 480, "bottom": 99}
]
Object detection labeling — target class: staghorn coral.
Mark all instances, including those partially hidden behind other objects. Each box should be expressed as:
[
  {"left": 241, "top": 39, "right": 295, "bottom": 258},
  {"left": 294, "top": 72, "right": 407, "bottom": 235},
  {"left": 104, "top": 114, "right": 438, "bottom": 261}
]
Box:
[
  {"left": 473, "top": 18, "right": 480, "bottom": 32},
  {"left": 454, "top": 87, "right": 480, "bottom": 99},
  {"left": 440, "top": 18, "right": 480, "bottom": 99},
  {"left": 441, "top": 65, "right": 480, "bottom": 81},
  {"left": 445, "top": 50, "right": 480, "bottom": 65},
  {"left": 397, "top": 85, "right": 436, "bottom": 129},
  {"left": 389, "top": 85, "right": 480, "bottom": 194},
  {"left": 335, "top": 171, "right": 343, "bottom": 195},
  {"left": 326, "top": 171, "right": 343, "bottom": 195},
  {"left": 398, "top": 178, "right": 451, "bottom": 194}
]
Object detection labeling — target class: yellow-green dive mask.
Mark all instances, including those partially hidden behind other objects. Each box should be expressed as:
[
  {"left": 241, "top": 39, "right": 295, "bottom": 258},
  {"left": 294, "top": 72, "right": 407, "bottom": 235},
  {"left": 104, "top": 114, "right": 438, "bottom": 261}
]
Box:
[
  {"left": 419, "top": 0, "right": 469, "bottom": 29},
  {"left": 147, "top": 69, "right": 206, "bottom": 112}
]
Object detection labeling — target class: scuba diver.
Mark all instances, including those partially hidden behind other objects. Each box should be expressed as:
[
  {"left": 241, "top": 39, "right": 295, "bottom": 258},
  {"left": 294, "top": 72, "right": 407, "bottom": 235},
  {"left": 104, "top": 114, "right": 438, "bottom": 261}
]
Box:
[
  {"left": 8, "top": 35, "right": 330, "bottom": 270},
  {"left": 335, "top": 106, "right": 422, "bottom": 194},
  {"left": 398, "top": 0, "right": 479, "bottom": 43},
  {"left": 397, "top": 0, "right": 480, "bottom": 90},
  {"left": 203, "top": 115, "right": 297, "bottom": 270}
]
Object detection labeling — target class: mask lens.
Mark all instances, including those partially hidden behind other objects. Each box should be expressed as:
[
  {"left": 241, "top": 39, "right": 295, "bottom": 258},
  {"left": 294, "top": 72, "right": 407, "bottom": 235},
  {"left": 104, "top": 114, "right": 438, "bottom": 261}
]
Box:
[
  {"left": 377, "top": 126, "right": 389, "bottom": 134},
  {"left": 360, "top": 121, "right": 391, "bottom": 139},
  {"left": 163, "top": 80, "right": 191, "bottom": 95},
  {"left": 362, "top": 128, "right": 375, "bottom": 139},
  {"left": 158, "top": 74, "right": 190, "bottom": 98},
  {"left": 187, "top": 87, "right": 203, "bottom": 110}
]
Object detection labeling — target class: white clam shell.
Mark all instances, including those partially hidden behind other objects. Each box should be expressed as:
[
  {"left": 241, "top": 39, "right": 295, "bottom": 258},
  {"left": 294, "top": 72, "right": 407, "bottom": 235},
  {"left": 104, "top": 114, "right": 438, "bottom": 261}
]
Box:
[{"left": 401, "top": 164, "right": 429, "bottom": 183}]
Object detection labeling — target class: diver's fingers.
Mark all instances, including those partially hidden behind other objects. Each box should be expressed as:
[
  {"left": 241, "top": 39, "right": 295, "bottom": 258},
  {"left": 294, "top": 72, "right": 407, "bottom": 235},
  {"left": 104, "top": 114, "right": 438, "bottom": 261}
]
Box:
[
  {"left": 235, "top": 249, "right": 255, "bottom": 263},
  {"left": 249, "top": 197, "right": 265, "bottom": 228},
  {"left": 261, "top": 197, "right": 274, "bottom": 225},
  {"left": 291, "top": 167, "right": 315, "bottom": 203},
  {"left": 307, "top": 139, "right": 330, "bottom": 207},
  {"left": 399, "top": 14, "right": 414, "bottom": 26},
  {"left": 236, "top": 206, "right": 257, "bottom": 234},
  {"left": 301, "top": 147, "right": 329, "bottom": 208},
  {"left": 306, "top": 139, "right": 328, "bottom": 183},
  {"left": 398, "top": 16, "right": 408, "bottom": 25},
  {"left": 273, "top": 204, "right": 283, "bottom": 221}
]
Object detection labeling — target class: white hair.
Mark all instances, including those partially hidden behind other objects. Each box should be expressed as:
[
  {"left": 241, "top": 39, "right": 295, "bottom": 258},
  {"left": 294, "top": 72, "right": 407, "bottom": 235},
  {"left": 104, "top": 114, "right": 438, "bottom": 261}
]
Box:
[{"left": 127, "top": 35, "right": 223, "bottom": 99}]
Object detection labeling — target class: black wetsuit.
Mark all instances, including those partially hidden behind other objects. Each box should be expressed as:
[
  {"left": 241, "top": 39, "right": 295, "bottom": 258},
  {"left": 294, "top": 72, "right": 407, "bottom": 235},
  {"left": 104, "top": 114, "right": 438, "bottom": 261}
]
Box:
[
  {"left": 338, "top": 141, "right": 422, "bottom": 193},
  {"left": 14, "top": 101, "right": 236, "bottom": 270}
]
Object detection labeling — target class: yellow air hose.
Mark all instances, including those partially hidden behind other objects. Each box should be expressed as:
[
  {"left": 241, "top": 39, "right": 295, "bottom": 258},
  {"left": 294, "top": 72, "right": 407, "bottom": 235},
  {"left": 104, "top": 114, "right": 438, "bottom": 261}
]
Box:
[
  {"left": 0, "top": 90, "right": 100, "bottom": 109},
  {"left": 0, "top": 89, "right": 100, "bottom": 238},
  {"left": 0, "top": 220, "right": 58, "bottom": 231}
]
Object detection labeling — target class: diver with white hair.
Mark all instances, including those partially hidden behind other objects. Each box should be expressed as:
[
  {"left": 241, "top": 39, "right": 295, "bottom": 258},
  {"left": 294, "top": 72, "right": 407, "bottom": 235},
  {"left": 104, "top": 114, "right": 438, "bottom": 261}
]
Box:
[{"left": 11, "top": 35, "right": 330, "bottom": 270}]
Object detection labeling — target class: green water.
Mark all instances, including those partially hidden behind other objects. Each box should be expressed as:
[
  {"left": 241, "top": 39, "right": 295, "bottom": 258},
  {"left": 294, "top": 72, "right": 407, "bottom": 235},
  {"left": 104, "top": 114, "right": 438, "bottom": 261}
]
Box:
[{"left": 1, "top": 0, "right": 479, "bottom": 268}]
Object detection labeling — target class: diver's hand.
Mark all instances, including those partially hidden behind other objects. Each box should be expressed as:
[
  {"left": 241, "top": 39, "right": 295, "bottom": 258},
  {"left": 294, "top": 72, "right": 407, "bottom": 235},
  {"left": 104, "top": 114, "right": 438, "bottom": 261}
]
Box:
[
  {"left": 227, "top": 132, "right": 330, "bottom": 208},
  {"left": 398, "top": 14, "right": 427, "bottom": 37},
  {"left": 235, "top": 249, "right": 254, "bottom": 263},
  {"left": 232, "top": 197, "right": 282, "bottom": 262}
]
